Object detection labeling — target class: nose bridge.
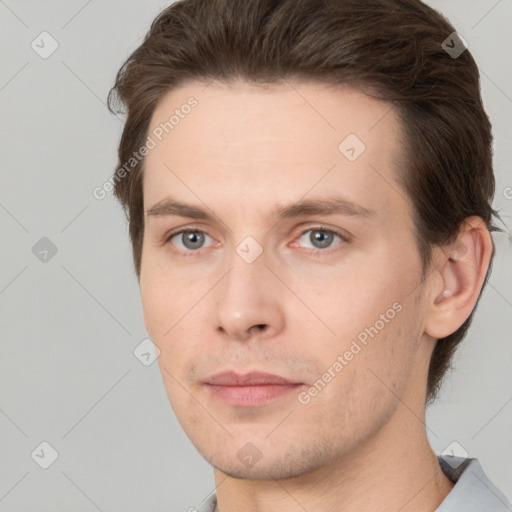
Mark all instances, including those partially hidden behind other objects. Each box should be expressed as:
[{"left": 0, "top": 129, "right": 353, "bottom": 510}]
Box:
[
  {"left": 220, "top": 245, "right": 270, "bottom": 311},
  {"left": 214, "top": 243, "right": 284, "bottom": 340}
]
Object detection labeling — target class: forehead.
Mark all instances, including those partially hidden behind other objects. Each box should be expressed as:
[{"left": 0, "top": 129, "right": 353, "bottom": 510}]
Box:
[
  {"left": 143, "top": 79, "right": 407, "bottom": 220},
  {"left": 147, "top": 79, "right": 402, "bottom": 158}
]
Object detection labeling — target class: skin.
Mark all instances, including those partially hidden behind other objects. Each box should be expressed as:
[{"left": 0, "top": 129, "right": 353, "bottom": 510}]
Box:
[{"left": 139, "top": 80, "right": 492, "bottom": 511}]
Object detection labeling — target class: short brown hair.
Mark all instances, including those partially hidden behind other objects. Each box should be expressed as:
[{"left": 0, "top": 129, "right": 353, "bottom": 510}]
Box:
[{"left": 108, "top": 0, "right": 501, "bottom": 404}]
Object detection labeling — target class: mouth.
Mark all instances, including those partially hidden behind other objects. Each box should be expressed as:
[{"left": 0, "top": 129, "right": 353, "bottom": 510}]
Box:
[{"left": 203, "top": 371, "right": 304, "bottom": 407}]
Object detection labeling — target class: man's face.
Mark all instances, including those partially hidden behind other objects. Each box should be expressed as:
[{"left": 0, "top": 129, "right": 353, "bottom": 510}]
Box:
[{"left": 140, "top": 80, "right": 434, "bottom": 479}]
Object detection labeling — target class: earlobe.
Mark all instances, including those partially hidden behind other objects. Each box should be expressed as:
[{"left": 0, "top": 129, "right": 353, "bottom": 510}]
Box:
[{"left": 425, "top": 217, "right": 493, "bottom": 339}]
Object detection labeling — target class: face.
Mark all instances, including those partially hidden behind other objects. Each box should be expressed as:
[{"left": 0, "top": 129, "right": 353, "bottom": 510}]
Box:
[{"left": 140, "top": 80, "right": 434, "bottom": 479}]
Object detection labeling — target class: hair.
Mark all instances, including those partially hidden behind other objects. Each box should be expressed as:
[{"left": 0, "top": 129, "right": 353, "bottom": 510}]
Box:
[{"left": 107, "top": 0, "right": 501, "bottom": 404}]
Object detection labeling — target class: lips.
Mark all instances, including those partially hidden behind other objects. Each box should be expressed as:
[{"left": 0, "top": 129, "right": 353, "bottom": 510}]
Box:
[
  {"left": 203, "top": 371, "right": 304, "bottom": 407},
  {"left": 205, "top": 371, "right": 298, "bottom": 386}
]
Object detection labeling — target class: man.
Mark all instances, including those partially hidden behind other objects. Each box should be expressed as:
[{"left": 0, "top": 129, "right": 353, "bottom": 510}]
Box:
[{"left": 108, "top": 0, "right": 511, "bottom": 510}]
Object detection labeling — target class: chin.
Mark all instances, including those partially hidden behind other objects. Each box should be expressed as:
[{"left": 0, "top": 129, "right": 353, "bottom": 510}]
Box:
[{"left": 205, "top": 443, "right": 335, "bottom": 481}]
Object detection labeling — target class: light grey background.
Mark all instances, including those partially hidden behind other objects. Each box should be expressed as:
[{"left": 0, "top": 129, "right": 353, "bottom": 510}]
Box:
[{"left": 1, "top": 1, "right": 511, "bottom": 510}]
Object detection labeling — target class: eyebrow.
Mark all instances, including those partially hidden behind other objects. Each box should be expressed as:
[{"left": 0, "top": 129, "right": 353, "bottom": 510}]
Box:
[{"left": 146, "top": 196, "right": 376, "bottom": 222}]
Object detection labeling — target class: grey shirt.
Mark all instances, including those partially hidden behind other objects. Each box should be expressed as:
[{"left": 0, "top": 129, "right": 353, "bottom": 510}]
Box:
[{"left": 197, "top": 456, "right": 512, "bottom": 511}]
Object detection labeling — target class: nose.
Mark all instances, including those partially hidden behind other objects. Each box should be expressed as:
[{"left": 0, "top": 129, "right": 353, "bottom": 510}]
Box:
[{"left": 214, "top": 250, "right": 285, "bottom": 342}]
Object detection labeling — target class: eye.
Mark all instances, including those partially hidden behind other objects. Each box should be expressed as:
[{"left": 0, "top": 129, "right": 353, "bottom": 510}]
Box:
[
  {"left": 166, "top": 226, "right": 348, "bottom": 255},
  {"left": 296, "top": 227, "right": 346, "bottom": 252},
  {"left": 167, "top": 230, "right": 214, "bottom": 252}
]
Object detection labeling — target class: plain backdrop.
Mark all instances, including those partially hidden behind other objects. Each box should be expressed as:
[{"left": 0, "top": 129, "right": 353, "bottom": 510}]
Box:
[{"left": 1, "top": 1, "right": 511, "bottom": 510}]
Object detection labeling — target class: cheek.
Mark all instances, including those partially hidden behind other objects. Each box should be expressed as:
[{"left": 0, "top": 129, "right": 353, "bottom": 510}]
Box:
[
  {"left": 140, "top": 263, "right": 206, "bottom": 382},
  {"left": 140, "top": 249, "right": 196, "bottom": 338},
  {"left": 302, "top": 257, "right": 421, "bottom": 404},
  {"left": 296, "top": 236, "right": 414, "bottom": 324},
  {"left": 296, "top": 268, "right": 402, "bottom": 355},
  {"left": 317, "top": 294, "right": 421, "bottom": 410},
  {"left": 139, "top": 271, "right": 166, "bottom": 340},
  {"left": 294, "top": 305, "right": 418, "bottom": 454}
]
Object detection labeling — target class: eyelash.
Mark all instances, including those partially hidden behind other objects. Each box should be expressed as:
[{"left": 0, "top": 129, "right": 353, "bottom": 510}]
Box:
[{"left": 164, "top": 226, "right": 349, "bottom": 256}]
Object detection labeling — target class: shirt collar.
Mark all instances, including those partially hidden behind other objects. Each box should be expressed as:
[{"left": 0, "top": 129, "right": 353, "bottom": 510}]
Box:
[{"left": 435, "top": 456, "right": 512, "bottom": 511}]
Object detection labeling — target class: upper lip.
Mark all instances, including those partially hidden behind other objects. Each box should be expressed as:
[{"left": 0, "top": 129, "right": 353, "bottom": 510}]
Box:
[{"left": 204, "top": 371, "right": 300, "bottom": 386}]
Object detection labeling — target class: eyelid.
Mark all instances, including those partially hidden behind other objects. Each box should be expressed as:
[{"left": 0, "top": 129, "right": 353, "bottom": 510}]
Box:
[
  {"left": 163, "top": 223, "right": 216, "bottom": 242},
  {"left": 164, "top": 226, "right": 218, "bottom": 255},
  {"left": 289, "top": 224, "right": 350, "bottom": 253}
]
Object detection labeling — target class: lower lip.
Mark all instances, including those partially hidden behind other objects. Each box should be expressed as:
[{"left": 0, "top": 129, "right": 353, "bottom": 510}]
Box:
[{"left": 205, "top": 383, "right": 303, "bottom": 407}]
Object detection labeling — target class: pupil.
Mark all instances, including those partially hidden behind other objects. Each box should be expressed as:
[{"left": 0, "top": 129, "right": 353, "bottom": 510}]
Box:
[
  {"left": 184, "top": 232, "right": 204, "bottom": 249},
  {"left": 311, "top": 231, "right": 333, "bottom": 248}
]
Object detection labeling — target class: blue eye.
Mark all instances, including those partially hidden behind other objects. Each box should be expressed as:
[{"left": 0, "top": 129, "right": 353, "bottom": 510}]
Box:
[
  {"left": 169, "top": 230, "right": 213, "bottom": 252},
  {"left": 297, "top": 228, "right": 344, "bottom": 251},
  {"left": 166, "top": 226, "right": 347, "bottom": 255}
]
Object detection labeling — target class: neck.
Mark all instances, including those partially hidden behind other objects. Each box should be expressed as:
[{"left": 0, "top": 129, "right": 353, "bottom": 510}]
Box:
[{"left": 213, "top": 402, "right": 454, "bottom": 512}]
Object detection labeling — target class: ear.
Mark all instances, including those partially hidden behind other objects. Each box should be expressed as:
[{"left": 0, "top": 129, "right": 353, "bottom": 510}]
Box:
[{"left": 424, "top": 216, "right": 493, "bottom": 339}]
